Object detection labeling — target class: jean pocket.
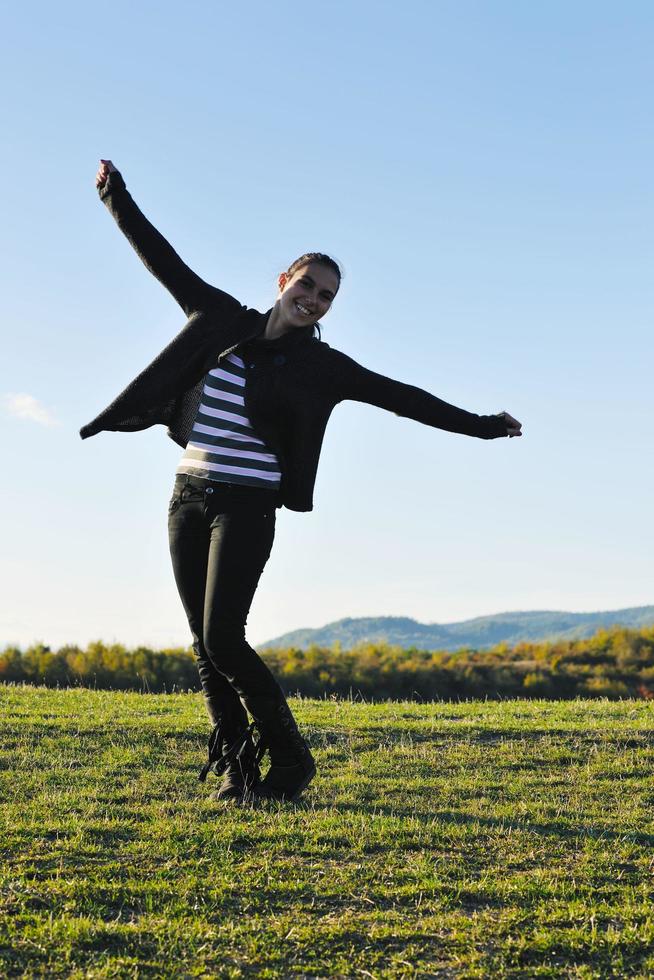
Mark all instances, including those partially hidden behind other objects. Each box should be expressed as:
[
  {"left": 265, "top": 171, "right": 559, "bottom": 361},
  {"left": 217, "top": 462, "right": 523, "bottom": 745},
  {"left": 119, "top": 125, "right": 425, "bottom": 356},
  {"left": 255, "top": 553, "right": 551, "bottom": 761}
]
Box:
[{"left": 168, "top": 495, "right": 181, "bottom": 515}]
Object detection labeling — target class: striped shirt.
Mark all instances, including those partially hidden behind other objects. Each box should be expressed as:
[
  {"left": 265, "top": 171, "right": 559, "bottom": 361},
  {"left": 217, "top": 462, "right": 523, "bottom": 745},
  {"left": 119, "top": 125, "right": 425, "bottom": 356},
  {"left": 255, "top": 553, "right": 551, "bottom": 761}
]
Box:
[{"left": 176, "top": 352, "right": 282, "bottom": 489}]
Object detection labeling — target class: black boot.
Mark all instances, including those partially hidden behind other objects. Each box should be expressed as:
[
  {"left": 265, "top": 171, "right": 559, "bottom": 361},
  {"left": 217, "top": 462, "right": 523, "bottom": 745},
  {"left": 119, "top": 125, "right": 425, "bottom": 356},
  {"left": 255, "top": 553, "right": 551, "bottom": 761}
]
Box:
[
  {"left": 199, "top": 721, "right": 261, "bottom": 801},
  {"left": 201, "top": 696, "right": 260, "bottom": 801},
  {"left": 242, "top": 694, "right": 316, "bottom": 802}
]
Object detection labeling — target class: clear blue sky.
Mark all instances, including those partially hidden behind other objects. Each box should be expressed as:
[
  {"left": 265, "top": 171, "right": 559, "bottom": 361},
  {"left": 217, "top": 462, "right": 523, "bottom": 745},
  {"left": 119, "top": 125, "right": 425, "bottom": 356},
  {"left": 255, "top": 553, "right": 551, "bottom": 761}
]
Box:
[{"left": 2, "top": 0, "right": 653, "bottom": 649}]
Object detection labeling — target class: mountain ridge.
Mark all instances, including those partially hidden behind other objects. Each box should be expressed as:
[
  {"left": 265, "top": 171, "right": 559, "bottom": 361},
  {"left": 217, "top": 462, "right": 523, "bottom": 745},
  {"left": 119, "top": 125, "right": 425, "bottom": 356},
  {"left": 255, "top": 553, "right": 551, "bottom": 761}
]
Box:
[{"left": 257, "top": 605, "right": 654, "bottom": 652}]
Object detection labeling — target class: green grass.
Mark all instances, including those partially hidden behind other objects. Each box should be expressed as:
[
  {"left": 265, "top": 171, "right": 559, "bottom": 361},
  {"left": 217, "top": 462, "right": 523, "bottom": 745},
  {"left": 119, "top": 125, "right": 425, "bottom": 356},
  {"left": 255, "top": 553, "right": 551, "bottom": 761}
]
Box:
[{"left": 1, "top": 688, "right": 654, "bottom": 978}]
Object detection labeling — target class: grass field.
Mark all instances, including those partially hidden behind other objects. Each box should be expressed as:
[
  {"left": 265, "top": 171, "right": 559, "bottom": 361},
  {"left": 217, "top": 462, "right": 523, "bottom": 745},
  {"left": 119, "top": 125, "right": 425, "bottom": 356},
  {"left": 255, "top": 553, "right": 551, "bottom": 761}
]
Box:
[{"left": 1, "top": 688, "right": 653, "bottom": 978}]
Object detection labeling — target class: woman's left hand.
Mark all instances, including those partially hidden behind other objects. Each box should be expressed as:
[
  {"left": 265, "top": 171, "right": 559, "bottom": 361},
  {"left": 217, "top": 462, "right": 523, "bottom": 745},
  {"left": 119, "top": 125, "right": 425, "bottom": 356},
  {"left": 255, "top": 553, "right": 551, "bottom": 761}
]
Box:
[{"left": 499, "top": 411, "right": 522, "bottom": 437}]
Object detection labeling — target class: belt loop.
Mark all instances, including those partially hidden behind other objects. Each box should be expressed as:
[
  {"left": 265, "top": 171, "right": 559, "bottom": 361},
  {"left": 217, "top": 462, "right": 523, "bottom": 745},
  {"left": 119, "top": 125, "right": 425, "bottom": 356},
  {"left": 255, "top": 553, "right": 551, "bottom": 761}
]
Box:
[{"left": 180, "top": 473, "right": 192, "bottom": 502}]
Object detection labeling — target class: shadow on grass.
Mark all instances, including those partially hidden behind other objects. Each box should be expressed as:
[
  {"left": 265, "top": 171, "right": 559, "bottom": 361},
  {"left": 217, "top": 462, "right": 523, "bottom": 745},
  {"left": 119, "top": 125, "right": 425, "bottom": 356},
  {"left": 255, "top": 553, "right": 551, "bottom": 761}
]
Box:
[
  {"left": 329, "top": 800, "right": 654, "bottom": 847},
  {"left": 330, "top": 726, "right": 654, "bottom": 747}
]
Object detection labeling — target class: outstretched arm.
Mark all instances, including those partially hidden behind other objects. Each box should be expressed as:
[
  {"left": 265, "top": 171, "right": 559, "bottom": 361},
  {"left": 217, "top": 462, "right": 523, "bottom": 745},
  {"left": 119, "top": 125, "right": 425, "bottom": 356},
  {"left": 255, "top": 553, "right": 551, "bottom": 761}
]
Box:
[
  {"left": 329, "top": 348, "right": 522, "bottom": 439},
  {"left": 95, "top": 160, "right": 240, "bottom": 319}
]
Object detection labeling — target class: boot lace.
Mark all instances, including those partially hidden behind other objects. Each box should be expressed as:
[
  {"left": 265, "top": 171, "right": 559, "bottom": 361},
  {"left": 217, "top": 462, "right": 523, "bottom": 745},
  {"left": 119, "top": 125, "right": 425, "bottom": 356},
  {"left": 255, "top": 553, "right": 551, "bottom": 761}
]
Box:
[
  {"left": 278, "top": 705, "right": 307, "bottom": 751},
  {"left": 198, "top": 721, "right": 267, "bottom": 783}
]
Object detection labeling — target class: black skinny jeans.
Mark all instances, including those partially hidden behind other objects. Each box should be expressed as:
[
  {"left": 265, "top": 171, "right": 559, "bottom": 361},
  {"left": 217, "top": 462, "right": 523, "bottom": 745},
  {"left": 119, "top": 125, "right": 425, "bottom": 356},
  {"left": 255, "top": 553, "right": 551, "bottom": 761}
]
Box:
[{"left": 167, "top": 473, "right": 282, "bottom": 732}]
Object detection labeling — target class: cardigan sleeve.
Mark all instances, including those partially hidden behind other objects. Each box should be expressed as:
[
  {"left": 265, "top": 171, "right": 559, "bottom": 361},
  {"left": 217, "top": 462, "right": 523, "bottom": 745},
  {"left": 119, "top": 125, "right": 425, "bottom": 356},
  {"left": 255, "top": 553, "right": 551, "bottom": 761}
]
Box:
[
  {"left": 328, "top": 349, "right": 509, "bottom": 440},
  {"left": 98, "top": 171, "right": 241, "bottom": 320}
]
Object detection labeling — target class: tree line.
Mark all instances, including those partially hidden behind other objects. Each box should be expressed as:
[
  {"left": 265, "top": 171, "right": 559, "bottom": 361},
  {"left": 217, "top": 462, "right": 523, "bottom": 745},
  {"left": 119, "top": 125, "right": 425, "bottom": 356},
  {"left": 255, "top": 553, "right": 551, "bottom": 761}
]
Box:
[{"left": 2, "top": 626, "right": 654, "bottom": 700}]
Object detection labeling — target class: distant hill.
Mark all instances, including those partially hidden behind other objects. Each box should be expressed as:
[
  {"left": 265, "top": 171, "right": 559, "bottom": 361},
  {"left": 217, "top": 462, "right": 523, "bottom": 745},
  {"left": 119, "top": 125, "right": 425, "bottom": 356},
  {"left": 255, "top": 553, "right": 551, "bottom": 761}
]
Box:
[{"left": 258, "top": 605, "right": 654, "bottom": 652}]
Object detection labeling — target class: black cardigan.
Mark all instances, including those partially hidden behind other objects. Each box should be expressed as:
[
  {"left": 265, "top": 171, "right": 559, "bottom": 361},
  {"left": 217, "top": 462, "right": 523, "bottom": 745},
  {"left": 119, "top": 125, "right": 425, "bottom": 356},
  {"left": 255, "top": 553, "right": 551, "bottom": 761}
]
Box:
[{"left": 80, "top": 171, "right": 509, "bottom": 512}]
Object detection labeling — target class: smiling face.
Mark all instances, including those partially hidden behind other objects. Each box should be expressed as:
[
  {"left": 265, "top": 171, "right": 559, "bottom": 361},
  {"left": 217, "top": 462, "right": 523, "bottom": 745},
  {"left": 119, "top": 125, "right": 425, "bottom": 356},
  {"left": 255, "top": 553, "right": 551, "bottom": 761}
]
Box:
[{"left": 277, "top": 262, "right": 339, "bottom": 329}]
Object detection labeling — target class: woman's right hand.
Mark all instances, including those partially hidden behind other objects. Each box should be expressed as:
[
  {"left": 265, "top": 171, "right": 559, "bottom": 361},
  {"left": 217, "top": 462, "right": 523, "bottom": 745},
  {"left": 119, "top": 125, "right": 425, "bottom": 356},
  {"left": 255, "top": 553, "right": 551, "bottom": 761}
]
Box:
[{"left": 95, "top": 159, "right": 117, "bottom": 189}]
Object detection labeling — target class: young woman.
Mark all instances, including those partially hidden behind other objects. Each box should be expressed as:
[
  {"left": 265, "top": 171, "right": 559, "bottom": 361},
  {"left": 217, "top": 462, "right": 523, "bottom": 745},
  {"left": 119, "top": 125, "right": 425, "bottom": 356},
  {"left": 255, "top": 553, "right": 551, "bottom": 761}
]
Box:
[{"left": 82, "top": 159, "right": 522, "bottom": 804}]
